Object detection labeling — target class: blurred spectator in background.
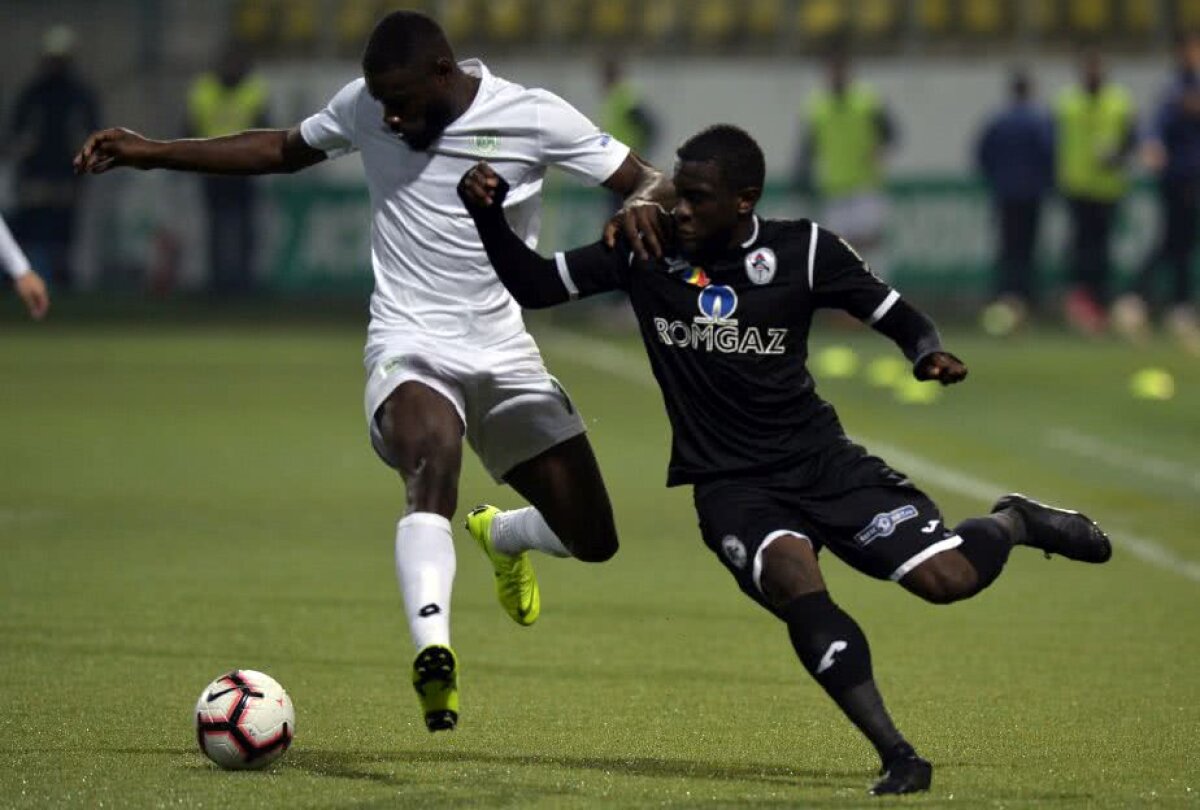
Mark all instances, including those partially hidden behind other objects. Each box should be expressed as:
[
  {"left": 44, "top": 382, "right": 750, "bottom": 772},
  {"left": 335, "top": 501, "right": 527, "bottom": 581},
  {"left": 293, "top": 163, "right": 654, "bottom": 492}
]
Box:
[
  {"left": 1113, "top": 32, "right": 1200, "bottom": 354},
  {"left": 7, "top": 25, "right": 101, "bottom": 292},
  {"left": 795, "top": 49, "right": 898, "bottom": 277},
  {"left": 1, "top": 211, "right": 50, "bottom": 319},
  {"left": 594, "top": 57, "right": 659, "bottom": 328},
  {"left": 975, "top": 69, "right": 1054, "bottom": 335},
  {"left": 186, "top": 45, "right": 270, "bottom": 296},
  {"left": 598, "top": 57, "right": 658, "bottom": 161},
  {"left": 1054, "top": 51, "right": 1136, "bottom": 336}
]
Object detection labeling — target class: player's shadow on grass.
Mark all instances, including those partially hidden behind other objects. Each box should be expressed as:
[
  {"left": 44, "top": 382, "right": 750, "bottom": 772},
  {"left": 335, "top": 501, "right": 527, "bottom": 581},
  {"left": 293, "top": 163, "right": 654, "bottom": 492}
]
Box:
[
  {"left": 288, "top": 750, "right": 1095, "bottom": 805},
  {"left": 288, "top": 747, "right": 863, "bottom": 789}
]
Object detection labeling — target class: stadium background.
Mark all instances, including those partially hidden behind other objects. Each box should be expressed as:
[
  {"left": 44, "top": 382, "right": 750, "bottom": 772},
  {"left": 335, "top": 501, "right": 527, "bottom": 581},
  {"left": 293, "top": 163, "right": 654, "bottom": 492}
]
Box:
[
  {"left": 2, "top": 2, "right": 1199, "bottom": 807},
  {"left": 2, "top": 0, "right": 1198, "bottom": 296}
]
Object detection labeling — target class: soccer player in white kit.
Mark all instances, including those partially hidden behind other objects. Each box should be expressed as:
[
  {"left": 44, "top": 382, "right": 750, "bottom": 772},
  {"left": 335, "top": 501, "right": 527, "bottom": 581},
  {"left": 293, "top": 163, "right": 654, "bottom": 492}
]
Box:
[
  {"left": 74, "top": 11, "right": 670, "bottom": 732},
  {"left": 1, "top": 213, "right": 51, "bottom": 319}
]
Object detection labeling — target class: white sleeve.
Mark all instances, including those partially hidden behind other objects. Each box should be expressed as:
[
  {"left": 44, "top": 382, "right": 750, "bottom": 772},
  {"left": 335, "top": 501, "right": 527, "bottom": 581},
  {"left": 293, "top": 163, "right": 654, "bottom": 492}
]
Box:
[
  {"left": 0, "top": 213, "right": 31, "bottom": 279},
  {"left": 534, "top": 89, "right": 631, "bottom": 186},
  {"left": 299, "top": 79, "right": 364, "bottom": 159}
]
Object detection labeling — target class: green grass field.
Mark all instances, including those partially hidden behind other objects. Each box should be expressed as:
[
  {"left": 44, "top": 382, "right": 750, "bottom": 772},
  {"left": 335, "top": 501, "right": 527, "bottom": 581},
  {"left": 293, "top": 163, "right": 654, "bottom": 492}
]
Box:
[{"left": 2, "top": 307, "right": 1198, "bottom": 807}]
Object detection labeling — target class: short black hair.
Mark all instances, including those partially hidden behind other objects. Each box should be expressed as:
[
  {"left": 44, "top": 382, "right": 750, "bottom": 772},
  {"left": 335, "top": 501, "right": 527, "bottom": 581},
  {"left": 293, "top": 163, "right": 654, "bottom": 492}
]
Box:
[
  {"left": 362, "top": 11, "right": 452, "bottom": 74},
  {"left": 675, "top": 125, "right": 765, "bottom": 191}
]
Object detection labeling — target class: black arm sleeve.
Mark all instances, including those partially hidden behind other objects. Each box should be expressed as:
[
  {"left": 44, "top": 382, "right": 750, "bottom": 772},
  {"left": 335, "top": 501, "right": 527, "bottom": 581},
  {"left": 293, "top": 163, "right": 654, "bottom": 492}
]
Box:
[
  {"left": 467, "top": 202, "right": 630, "bottom": 309},
  {"left": 873, "top": 298, "right": 944, "bottom": 365},
  {"left": 809, "top": 225, "right": 942, "bottom": 364}
]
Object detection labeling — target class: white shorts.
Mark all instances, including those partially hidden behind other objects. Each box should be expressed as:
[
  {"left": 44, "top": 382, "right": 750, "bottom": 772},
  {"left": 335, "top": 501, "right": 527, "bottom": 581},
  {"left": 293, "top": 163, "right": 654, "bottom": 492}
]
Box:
[{"left": 364, "top": 331, "right": 586, "bottom": 482}]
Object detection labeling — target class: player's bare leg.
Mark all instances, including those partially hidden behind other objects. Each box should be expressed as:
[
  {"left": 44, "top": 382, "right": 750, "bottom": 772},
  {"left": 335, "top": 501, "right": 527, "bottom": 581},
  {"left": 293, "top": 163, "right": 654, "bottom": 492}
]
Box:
[
  {"left": 503, "top": 434, "right": 618, "bottom": 563},
  {"left": 465, "top": 434, "right": 617, "bottom": 625},
  {"left": 759, "top": 534, "right": 932, "bottom": 796},
  {"left": 378, "top": 381, "right": 465, "bottom": 731}
]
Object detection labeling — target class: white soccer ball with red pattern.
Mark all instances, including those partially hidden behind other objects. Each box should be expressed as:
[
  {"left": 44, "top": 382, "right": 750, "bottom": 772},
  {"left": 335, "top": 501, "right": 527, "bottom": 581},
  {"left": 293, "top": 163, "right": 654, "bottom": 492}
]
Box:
[{"left": 195, "top": 669, "right": 295, "bottom": 769}]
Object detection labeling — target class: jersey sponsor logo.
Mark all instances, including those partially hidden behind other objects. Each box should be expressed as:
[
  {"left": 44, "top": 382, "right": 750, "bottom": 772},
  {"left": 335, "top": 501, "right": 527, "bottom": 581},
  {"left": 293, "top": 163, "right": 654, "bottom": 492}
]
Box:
[
  {"left": 697, "top": 285, "right": 739, "bottom": 323},
  {"left": 664, "top": 256, "right": 710, "bottom": 288},
  {"left": 473, "top": 131, "right": 501, "bottom": 154},
  {"left": 721, "top": 535, "right": 748, "bottom": 569},
  {"left": 816, "top": 640, "right": 848, "bottom": 675},
  {"left": 665, "top": 256, "right": 692, "bottom": 274},
  {"left": 651, "top": 284, "right": 788, "bottom": 355},
  {"left": 744, "top": 247, "right": 777, "bottom": 285},
  {"left": 380, "top": 356, "right": 411, "bottom": 377},
  {"left": 654, "top": 318, "right": 788, "bottom": 355},
  {"left": 854, "top": 504, "right": 920, "bottom": 547}
]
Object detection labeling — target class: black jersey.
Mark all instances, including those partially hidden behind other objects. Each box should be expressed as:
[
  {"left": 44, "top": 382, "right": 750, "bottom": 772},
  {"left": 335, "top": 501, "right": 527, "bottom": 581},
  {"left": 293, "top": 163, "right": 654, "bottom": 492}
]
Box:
[{"left": 557, "top": 217, "right": 917, "bottom": 486}]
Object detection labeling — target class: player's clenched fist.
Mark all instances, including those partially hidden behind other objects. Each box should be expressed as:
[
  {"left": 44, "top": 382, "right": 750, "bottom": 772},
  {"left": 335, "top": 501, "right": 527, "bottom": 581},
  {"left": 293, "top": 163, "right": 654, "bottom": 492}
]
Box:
[
  {"left": 457, "top": 162, "right": 509, "bottom": 210},
  {"left": 73, "top": 128, "right": 158, "bottom": 174},
  {"left": 914, "top": 351, "right": 969, "bottom": 386}
]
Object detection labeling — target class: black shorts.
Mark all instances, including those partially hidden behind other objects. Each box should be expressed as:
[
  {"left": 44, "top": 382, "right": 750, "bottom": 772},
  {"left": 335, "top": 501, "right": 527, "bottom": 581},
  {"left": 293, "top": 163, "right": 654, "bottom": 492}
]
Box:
[{"left": 693, "top": 439, "right": 961, "bottom": 613}]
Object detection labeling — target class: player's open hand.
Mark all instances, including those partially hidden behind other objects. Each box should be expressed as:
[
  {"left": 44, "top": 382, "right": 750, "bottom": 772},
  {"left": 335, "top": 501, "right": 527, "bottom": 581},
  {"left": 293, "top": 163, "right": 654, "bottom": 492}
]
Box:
[
  {"left": 73, "top": 128, "right": 157, "bottom": 175},
  {"left": 604, "top": 201, "right": 669, "bottom": 262},
  {"left": 457, "top": 161, "right": 509, "bottom": 211},
  {"left": 14, "top": 271, "right": 50, "bottom": 320},
  {"left": 914, "top": 351, "right": 968, "bottom": 386}
]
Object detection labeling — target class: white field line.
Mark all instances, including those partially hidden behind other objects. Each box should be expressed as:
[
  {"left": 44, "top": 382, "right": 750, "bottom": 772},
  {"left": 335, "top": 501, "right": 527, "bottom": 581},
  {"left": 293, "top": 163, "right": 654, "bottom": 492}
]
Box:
[
  {"left": 536, "top": 326, "right": 1200, "bottom": 585},
  {"left": 1047, "top": 427, "right": 1200, "bottom": 495}
]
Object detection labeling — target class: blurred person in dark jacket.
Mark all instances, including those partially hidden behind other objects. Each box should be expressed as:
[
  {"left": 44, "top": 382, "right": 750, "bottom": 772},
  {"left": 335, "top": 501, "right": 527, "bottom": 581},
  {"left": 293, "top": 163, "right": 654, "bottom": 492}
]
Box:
[
  {"left": 186, "top": 45, "right": 270, "bottom": 296},
  {"left": 1113, "top": 32, "right": 1200, "bottom": 354},
  {"left": 7, "top": 26, "right": 101, "bottom": 291},
  {"left": 975, "top": 70, "right": 1054, "bottom": 335}
]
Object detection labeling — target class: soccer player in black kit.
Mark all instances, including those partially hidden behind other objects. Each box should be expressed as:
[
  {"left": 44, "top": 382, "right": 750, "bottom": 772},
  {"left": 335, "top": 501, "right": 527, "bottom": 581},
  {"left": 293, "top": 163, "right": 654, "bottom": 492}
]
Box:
[{"left": 457, "top": 125, "right": 1112, "bottom": 796}]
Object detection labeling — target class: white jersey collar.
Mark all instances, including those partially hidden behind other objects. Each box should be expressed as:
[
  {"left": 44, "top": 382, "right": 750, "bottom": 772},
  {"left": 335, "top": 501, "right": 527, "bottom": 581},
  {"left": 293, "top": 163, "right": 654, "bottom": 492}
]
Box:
[{"left": 739, "top": 215, "right": 761, "bottom": 248}]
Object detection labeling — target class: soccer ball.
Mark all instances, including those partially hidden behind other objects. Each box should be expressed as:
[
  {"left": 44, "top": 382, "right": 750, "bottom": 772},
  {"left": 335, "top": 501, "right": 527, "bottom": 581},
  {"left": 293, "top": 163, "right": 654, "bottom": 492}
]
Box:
[{"left": 195, "top": 669, "right": 294, "bottom": 769}]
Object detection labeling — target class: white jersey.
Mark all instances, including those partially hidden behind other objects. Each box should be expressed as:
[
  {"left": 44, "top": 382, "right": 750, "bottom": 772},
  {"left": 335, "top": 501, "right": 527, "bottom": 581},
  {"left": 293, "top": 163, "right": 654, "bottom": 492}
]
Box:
[{"left": 299, "top": 60, "right": 630, "bottom": 355}]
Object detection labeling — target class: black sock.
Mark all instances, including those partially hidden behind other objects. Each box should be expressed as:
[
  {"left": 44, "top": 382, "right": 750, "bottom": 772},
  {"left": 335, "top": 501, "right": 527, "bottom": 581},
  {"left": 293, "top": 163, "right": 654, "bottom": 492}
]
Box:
[
  {"left": 954, "top": 516, "right": 1014, "bottom": 596},
  {"left": 781, "top": 591, "right": 907, "bottom": 761}
]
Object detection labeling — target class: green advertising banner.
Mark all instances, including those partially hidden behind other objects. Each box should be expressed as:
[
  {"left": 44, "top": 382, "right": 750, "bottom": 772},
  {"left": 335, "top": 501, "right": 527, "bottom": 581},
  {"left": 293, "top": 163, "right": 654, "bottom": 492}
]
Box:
[{"left": 265, "top": 176, "right": 1170, "bottom": 297}]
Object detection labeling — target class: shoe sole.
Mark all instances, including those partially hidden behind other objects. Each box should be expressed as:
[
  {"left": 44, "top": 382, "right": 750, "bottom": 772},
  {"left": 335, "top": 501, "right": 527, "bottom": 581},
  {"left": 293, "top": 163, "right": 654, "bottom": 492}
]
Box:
[{"left": 412, "top": 646, "right": 458, "bottom": 732}]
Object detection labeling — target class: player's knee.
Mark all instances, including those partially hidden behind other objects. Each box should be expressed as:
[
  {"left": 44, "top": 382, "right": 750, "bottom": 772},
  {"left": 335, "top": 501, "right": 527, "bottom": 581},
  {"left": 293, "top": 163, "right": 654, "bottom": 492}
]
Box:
[
  {"left": 760, "top": 535, "right": 825, "bottom": 608},
  {"left": 903, "top": 553, "right": 978, "bottom": 605},
  {"left": 557, "top": 505, "right": 619, "bottom": 563},
  {"left": 389, "top": 433, "right": 462, "bottom": 515}
]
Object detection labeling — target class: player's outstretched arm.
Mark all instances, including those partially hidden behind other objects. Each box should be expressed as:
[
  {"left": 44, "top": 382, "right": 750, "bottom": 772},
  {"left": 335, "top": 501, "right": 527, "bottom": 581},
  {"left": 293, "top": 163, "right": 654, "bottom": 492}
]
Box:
[
  {"left": 457, "top": 163, "right": 573, "bottom": 309},
  {"left": 811, "top": 226, "right": 967, "bottom": 386},
  {"left": 73, "top": 126, "right": 325, "bottom": 176},
  {"left": 874, "top": 302, "right": 968, "bottom": 386}
]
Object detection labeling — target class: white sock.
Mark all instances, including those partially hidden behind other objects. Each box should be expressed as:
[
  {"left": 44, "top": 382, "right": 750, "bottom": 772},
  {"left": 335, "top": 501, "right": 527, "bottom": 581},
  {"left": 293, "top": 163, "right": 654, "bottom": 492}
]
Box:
[
  {"left": 395, "top": 512, "right": 456, "bottom": 652},
  {"left": 490, "top": 507, "right": 572, "bottom": 558}
]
